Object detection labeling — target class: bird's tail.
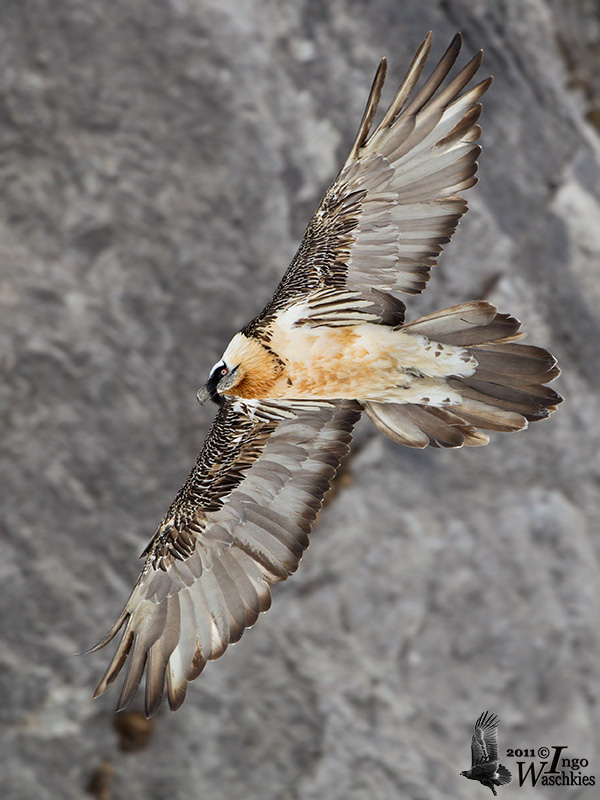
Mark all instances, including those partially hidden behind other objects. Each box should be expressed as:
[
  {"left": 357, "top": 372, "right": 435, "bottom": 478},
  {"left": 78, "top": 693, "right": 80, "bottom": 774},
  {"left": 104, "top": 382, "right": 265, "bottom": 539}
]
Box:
[
  {"left": 362, "top": 301, "right": 562, "bottom": 448},
  {"left": 496, "top": 764, "right": 512, "bottom": 785}
]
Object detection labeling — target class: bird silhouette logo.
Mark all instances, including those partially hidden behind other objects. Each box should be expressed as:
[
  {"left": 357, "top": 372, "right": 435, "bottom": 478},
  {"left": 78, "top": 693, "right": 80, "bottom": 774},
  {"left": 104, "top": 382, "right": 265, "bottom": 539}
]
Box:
[{"left": 461, "top": 711, "right": 512, "bottom": 795}]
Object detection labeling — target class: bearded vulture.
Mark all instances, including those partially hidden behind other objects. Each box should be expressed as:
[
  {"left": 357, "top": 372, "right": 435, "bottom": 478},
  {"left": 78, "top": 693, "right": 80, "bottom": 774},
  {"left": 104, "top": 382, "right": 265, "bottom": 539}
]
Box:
[
  {"left": 461, "top": 711, "right": 512, "bottom": 795},
  {"left": 89, "top": 33, "right": 562, "bottom": 716}
]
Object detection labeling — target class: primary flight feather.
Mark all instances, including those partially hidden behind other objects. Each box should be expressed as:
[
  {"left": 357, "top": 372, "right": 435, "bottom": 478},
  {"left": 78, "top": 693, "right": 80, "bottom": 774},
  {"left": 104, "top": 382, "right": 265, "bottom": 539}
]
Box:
[{"left": 90, "top": 33, "right": 561, "bottom": 715}]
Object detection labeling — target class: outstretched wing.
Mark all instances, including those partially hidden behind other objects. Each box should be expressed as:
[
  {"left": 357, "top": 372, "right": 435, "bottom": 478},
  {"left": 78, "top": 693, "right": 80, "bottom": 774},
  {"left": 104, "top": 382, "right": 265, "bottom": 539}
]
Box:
[
  {"left": 246, "top": 32, "right": 490, "bottom": 334},
  {"left": 89, "top": 397, "right": 360, "bottom": 716},
  {"left": 471, "top": 711, "right": 501, "bottom": 766}
]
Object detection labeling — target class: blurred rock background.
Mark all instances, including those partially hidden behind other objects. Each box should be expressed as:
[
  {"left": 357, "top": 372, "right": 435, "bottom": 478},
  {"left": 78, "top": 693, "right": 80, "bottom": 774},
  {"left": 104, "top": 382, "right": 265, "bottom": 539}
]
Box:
[{"left": 1, "top": 1, "right": 599, "bottom": 798}]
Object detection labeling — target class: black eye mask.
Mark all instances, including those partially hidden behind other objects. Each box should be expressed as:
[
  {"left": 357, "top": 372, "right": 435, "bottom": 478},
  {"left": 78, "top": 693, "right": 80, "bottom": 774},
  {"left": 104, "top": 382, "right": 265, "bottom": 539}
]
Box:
[{"left": 205, "top": 370, "right": 222, "bottom": 402}]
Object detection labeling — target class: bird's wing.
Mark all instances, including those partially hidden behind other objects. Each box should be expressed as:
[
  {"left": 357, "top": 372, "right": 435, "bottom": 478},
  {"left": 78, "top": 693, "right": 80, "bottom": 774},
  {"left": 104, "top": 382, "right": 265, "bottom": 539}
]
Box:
[
  {"left": 89, "top": 397, "right": 360, "bottom": 716},
  {"left": 471, "top": 711, "right": 501, "bottom": 765},
  {"left": 247, "top": 32, "right": 490, "bottom": 333}
]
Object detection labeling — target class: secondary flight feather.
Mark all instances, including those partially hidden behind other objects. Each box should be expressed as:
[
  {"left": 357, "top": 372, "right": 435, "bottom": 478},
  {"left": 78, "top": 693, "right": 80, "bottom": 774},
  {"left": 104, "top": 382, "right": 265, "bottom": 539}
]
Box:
[{"left": 90, "top": 33, "right": 562, "bottom": 715}]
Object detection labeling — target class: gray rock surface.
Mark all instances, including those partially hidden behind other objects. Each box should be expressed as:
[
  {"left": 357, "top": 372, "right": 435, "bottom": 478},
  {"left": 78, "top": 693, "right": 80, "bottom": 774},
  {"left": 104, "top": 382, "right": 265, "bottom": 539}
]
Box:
[{"left": 2, "top": 1, "right": 599, "bottom": 798}]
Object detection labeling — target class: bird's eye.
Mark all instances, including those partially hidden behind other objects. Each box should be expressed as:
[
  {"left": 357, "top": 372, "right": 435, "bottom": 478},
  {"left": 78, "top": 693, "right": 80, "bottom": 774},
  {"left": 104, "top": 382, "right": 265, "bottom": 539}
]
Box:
[{"left": 220, "top": 366, "right": 228, "bottom": 377}]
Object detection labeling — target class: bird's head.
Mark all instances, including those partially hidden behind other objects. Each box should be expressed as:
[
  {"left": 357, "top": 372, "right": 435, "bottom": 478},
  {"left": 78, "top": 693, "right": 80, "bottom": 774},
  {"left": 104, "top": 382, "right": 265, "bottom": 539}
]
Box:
[
  {"left": 197, "top": 358, "right": 240, "bottom": 405},
  {"left": 197, "top": 332, "right": 281, "bottom": 404}
]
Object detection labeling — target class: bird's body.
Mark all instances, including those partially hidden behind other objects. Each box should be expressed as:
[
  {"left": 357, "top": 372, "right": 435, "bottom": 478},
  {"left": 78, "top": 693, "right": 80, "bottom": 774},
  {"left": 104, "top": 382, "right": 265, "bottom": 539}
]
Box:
[
  {"left": 462, "top": 763, "right": 513, "bottom": 797},
  {"left": 224, "top": 313, "right": 475, "bottom": 404},
  {"left": 90, "top": 33, "right": 562, "bottom": 716}
]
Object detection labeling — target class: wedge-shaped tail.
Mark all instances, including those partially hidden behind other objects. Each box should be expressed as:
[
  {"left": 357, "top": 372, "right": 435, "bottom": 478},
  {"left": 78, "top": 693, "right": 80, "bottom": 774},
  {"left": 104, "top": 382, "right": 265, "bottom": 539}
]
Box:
[
  {"left": 363, "top": 301, "right": 562, "bottom": 448},
  {"left": 496, "top": 765, "right": 512, "bottom": 786}
]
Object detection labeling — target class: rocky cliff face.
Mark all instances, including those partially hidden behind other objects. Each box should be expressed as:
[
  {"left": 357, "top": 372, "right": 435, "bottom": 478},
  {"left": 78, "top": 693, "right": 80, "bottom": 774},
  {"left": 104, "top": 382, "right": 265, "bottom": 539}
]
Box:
[{"left": 2, "top": 1, "right": 599, "bottom": 798}]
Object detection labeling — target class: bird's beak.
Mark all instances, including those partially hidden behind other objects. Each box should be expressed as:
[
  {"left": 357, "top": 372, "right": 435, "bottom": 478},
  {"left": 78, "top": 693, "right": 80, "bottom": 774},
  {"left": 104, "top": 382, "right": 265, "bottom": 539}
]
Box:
[{"left": 196, "top": 385, "right": 210, "bottom": 404}]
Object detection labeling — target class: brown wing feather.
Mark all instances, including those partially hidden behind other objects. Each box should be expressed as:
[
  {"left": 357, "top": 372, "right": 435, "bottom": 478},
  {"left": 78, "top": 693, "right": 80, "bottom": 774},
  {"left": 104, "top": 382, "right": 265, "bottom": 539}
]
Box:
[
  {"left": 89, "top": 398, "right": 360, "bottom": 716},
  {"left": 244, "top": 33, "right": 490, "bottom": 336}
]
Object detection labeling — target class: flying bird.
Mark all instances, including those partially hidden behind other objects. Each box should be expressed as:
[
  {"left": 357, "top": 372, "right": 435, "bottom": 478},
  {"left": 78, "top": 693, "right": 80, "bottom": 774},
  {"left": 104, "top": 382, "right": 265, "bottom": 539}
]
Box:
[
  {"left": 90, "top": 33, "right": 562, "bottom": 716},
  {"left": 461, "top": 711, "right": 512, "bottom": 795}
]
